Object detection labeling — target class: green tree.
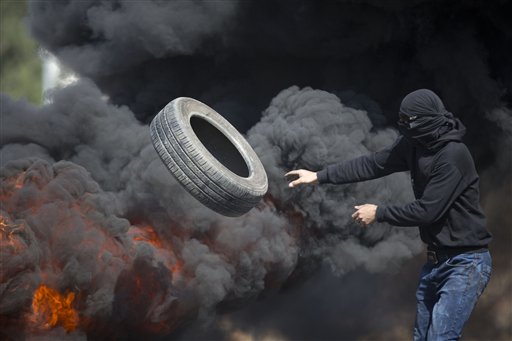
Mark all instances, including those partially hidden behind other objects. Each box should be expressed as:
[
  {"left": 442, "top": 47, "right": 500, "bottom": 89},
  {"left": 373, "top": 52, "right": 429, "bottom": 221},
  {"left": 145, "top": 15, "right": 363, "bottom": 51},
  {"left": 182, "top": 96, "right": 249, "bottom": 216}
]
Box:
[{"left": 1, "top": 0, "right": 42, "bottom": 104}]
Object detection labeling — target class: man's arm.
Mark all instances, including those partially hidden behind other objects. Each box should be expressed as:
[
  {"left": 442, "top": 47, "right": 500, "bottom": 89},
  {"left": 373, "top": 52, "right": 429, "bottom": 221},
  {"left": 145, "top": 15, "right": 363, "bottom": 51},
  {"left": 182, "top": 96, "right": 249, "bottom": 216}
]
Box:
[
  {"left": 316, "top": 136, "right": 409, "bottom": 184},
  {"left": 285, "top": 136, "right": 409, "bottom": 188},
  {"left": 376, "top": 162, "right": 464, "bottom": 226}
]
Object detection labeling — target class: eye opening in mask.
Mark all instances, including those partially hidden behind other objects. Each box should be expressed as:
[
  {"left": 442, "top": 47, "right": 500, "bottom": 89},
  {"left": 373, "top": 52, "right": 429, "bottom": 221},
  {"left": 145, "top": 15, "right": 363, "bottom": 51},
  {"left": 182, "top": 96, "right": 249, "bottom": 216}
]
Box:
[{"left": 398, "top": 112, "right": 418, "bottom": 124}]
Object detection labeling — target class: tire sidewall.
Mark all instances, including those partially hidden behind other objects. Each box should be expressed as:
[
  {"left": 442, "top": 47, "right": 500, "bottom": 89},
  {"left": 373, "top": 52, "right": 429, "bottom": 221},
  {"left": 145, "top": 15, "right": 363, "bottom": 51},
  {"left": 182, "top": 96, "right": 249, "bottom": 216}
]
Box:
[{"left": 168, "top": 97, "right": 268, "bottom": 198}]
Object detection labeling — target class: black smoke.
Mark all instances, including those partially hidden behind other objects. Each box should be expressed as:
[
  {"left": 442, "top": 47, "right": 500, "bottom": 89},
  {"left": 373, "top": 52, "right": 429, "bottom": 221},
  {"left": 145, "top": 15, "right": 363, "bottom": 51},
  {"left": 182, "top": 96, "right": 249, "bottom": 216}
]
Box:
[
  {"left": 28, "top": 1, "right": 511, "bottom": 144},
  {"left": 1, "top": 0, "right": 510, "bottom": 340}
]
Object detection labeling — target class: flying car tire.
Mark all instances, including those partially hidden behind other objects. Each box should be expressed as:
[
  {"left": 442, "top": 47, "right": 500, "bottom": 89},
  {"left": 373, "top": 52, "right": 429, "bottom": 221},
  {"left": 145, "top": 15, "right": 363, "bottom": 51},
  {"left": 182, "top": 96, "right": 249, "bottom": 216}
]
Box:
[{"left": 150, "top": 97, "right": 268, "bottom": 217}]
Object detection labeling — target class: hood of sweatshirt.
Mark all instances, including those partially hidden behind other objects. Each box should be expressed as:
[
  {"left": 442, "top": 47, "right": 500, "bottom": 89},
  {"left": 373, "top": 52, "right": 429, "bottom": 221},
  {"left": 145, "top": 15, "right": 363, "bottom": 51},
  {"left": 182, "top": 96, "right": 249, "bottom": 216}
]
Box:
[{"left": 397, "top": 89, "right": 466, "bottom": 150}]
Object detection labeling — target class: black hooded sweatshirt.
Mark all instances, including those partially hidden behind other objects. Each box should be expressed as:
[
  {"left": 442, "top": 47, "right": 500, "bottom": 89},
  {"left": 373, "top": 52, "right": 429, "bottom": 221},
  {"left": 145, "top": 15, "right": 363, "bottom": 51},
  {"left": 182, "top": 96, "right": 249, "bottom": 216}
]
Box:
[{"left": 316, "top": 89, "right": 492, "bottom": 250}]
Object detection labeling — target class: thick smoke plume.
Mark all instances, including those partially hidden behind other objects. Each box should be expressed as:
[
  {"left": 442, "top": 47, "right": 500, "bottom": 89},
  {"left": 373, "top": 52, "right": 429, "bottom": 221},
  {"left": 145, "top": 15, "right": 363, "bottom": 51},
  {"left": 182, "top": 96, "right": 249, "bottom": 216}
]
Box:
[
  {"left": 247, "top": 86, "right": 421, "bottom": 274},
  {"left": 1, "top": 0, "right": 511, "bottom": 340},
  {"left": 27, "top": 1, "right": 511, "bottom": 146},
  {"left": 1, "top": 80, "right": 419, "bottom": 339}
]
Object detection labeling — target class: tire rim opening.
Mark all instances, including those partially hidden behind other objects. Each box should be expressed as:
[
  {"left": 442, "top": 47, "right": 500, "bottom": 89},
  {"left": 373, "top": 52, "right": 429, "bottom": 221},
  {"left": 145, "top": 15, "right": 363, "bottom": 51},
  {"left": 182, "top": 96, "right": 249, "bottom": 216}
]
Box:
[{"left": 190, "top": 116, "right": 250, "bottom": 178}]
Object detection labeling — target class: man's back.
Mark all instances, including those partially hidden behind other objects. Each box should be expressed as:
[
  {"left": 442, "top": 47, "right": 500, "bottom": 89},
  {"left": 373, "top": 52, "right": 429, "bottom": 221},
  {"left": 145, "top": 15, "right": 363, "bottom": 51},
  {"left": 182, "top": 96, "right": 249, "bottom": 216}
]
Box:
[{"left": 410, "top": 140, "right": 491, "bottom": 248}]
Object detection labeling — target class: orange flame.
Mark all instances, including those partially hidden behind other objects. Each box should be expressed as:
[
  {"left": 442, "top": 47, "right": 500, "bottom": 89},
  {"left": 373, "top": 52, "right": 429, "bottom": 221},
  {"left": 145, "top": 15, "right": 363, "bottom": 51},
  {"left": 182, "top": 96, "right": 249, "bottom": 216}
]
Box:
[
  {"left": 0, "top": 215, "right": 7, "bottom": 233},
  {"left": 130, "top": 224, "right": 163, "bottom": 248},
  {"left": 1, "top": 171, "right": 26, "bottom": 193},
  {"left": 14, "top": 171, "right": 26, "bottom": 189},
  {"left": 29, "top": 284, "right": 79, "bottom": 332},
  {"left": 171, "top": 259, "right": 184, "bottom": 275},
  {"left": 128, "top": 224, "right": 185, "bottom": 280},
  {"left": 0, "top": 215, "right": 26, "bottom": 251}
]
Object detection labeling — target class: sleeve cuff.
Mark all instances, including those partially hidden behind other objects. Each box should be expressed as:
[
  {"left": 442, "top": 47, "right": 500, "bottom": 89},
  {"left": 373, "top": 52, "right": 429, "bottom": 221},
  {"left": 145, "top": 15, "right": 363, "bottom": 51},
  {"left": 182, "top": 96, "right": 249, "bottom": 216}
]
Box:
[
  {"left": 316, "top": 169, "right": 329, "bottom": 184},
  {"left": 376, "top": 206, "right": 386, "bottom": 222}
]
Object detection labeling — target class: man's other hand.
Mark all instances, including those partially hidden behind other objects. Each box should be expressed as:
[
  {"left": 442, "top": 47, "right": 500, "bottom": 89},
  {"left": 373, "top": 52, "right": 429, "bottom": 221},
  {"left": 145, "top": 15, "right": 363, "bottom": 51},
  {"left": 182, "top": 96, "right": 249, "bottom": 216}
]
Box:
[
  {"left": 285, "top": 169, "right": 318, "bottom": 188},
  {"left": 352, "top": 204, "right": 378, "bottom": 226}
]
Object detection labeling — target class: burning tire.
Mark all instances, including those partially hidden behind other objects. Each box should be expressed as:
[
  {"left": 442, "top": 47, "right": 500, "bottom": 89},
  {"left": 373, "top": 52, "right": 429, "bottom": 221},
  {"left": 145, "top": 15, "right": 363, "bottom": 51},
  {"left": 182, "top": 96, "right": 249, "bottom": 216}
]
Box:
[{"left": 150, "top": 97, "right": 268, "bottom": 217}]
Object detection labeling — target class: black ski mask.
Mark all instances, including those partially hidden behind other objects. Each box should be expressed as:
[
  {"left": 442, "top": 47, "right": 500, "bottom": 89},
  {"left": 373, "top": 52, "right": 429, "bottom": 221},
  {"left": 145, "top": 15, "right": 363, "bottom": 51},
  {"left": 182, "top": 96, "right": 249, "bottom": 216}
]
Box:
[{"left": 397, "top": 89, "right": 466, "bottom": 150}]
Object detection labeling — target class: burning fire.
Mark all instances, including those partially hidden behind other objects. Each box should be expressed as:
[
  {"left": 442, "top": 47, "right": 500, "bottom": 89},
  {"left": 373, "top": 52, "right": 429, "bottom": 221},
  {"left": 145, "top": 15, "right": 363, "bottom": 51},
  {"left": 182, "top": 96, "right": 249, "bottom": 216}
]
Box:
[
  {"left": 29, "top": 284, "right": 79, "bottom": 332},
  {"left": 0, "top": 215, "right": 8, "bottom": 235},
  {"left": 0, "top": 215, "right": 26, "bottom": 251},
  {"left": 128, "top": 224, "right": 184, "bottom": 278},
  {"left": 14, "top": 171, "right": 25, "bottom": 189},
  {"left": 130, "top": 224, "right": 163, "bottom": 248}
]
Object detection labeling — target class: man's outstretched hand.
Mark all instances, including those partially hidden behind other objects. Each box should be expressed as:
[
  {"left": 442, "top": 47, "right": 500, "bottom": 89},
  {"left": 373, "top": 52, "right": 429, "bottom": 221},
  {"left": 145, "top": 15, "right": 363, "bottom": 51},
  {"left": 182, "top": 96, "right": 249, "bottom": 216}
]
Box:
[
  {"left": 285, "top": 169, "right": 318, "bottom": 188},
  {"left": 352, "top": 204, "right": 378, "bottom": 226},
  {"left": 285, "top": 170, "right": 378, "bottom": 226}
]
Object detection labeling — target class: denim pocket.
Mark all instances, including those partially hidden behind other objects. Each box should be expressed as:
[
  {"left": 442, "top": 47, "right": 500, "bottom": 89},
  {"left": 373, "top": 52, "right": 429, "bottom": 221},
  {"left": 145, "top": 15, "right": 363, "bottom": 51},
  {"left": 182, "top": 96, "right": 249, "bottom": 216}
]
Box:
[
  {"left": 445, "top": 254, "right": 474, "bottom": 267},
  {"left": 478, "top": 252, "right": 492, "bottom": 278}
]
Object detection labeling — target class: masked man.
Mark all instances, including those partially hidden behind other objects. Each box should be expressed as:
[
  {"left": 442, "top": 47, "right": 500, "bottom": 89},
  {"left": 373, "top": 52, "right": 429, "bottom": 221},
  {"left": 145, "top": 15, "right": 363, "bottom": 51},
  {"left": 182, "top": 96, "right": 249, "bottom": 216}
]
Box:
[{"left": 285, "top": 89, "right": 492, "bottom": 340}]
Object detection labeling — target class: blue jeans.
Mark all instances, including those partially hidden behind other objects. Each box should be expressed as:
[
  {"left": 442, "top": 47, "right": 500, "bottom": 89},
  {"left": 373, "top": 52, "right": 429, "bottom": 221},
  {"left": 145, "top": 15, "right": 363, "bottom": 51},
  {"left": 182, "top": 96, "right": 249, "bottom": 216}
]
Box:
[{"left": 413, "top": 250, "right": 492, "bottom": 341}]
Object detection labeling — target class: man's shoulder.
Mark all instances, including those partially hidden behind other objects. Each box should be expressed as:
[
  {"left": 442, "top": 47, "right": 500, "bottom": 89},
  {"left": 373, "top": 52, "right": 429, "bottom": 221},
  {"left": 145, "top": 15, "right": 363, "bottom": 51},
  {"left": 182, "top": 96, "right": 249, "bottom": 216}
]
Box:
[
  {"left": 437, "top": 141, "right": 474, "bottom": 169},
  {"left": 440, "top": 141, "right": 470, "bottom": 156}
]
